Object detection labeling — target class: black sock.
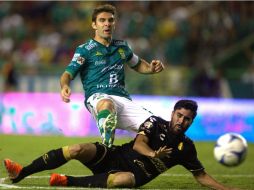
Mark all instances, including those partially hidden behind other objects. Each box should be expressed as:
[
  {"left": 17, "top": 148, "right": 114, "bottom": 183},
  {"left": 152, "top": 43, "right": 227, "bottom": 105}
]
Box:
[
  {"left": 13, "top": 148, "right": 67, "bottom": 183},
  {"left": 66, "top": 173, "right": 109, "bottom": 187}
]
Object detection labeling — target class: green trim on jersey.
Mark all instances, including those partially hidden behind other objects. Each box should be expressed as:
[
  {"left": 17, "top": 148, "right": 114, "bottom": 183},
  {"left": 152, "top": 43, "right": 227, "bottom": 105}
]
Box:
[
  {"left": 65, "top": 39, "right": 139, "bottom": 106},
  {"left": 65, "top": 70, "right": 74, "bottom": 79}
]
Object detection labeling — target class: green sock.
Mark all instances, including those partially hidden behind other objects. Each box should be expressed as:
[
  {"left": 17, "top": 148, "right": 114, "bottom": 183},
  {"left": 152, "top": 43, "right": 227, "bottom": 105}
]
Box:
[{"left": 96, "top": 110, "right": 111, "bottom": 135}]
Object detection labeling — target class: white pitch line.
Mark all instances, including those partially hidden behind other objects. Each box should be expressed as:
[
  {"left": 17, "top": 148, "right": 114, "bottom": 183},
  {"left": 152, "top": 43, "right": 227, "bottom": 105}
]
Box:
[
  {"left": 1, "top": 174, "right": 253, "bottom": 190},
  {"left": 0, "top": 185, "right": 198, "bottom": 190},
  {"left": 162, "top": 173, "right": 254, "bottom": 178},
  {"left": 0, "top": 185, "right": 108, "bottom": 190},
  {"left": 0, "top": 183, "right": 20, "bottom": 189},
  {"left": 1, "top": 173, "right": 254, "bottom": 182}
]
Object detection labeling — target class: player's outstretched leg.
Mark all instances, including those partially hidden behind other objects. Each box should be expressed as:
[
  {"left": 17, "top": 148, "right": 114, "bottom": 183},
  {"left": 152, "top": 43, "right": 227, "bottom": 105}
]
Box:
[
  {"left": 97, "top": 109, "right": 117, "bottom": 147},
  {"left": 3, "top": 159, "right": 23, "bottom": 183},
  {"left": 50, "top": 172, "right": 135, "bottom": 188},
  {"left": 3, "top": 148, "right": 69, "bottom": 183},
  {"left": 50, "top": 173, "right": 68, "bottom": 186},
  {"left": 50, "top": 172, "right": 110, "bottom": 187},
  {"left": 101, "top": 113, "right": 117, "bottom": 147}
]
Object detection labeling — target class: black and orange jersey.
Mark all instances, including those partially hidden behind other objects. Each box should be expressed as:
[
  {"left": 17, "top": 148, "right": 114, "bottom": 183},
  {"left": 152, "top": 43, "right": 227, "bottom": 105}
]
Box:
[{"left": 87, "top": 116, "right": 204, "bottom": 187}]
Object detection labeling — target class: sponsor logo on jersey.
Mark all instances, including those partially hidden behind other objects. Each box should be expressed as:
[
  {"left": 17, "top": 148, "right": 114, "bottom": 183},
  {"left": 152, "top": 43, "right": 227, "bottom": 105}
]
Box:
[
  {"left": 113, "top": 40, "right": 125, "bottom": 46},
  {"left": 71, "top": 53, "right": 80, "bottom": 61},
  {"left": 101, "top": 64, "right": 123, "bottom": 73},
  {"left": 95, "top": 51, "right": 103, "bottom": 56},
  {"left": 96, "top": 84, "right": 125, "bottom": 89},
  {"left": 159, "top": 133, "right": 166, "bottom": 141},
  {"left": 85, "top": 40, "right": 97, "bottom": 50},
  {"left": 42, "top": 154, "right": 49, "bottom": 164},
  {"left": 149, "top": 117, "right": 157, "bottom": 122},
  {"left": 95, "top": 60, "right": 106, "bottom": 66},
  {"left": 118, "top": 48, "right": 126, "bottom": 59},
  {"left": 149, "top": 157, "right": 167, "bottom": 173},
  {"left": 134, "top": 159, "right": 152, "bottom": 177}
]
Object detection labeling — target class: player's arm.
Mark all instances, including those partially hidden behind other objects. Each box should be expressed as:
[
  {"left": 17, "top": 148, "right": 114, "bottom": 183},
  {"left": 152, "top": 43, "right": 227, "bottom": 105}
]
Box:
[
  {"left": 132, "top": 59, "right": 164, "bottom": 74},
  {"left": 193, "top": 170, "right": 240, "bottom": 190},
  {"left": 60, "top": 71, "right": 72, "bottom": 103},
  {"left": 133, "top": 134, "right": 155, "bottom": 157},
  {"left": 133, "top": 134, "right": 172, "bottom": 158}
]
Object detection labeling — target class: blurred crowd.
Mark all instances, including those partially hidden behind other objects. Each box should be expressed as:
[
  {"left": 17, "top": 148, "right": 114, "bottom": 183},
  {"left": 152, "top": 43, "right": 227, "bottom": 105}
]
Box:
[{"left": 0, "top": 1, "right": 254, "bottom": 98}]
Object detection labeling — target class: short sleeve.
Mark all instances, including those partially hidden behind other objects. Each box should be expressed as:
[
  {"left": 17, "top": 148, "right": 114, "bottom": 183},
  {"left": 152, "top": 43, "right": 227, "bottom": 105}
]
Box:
[
  {"left": 137, "top": 116, "right": 157, "bottom": 139},
  {"left": 125, "top": 42, "right": 140, "bottom": 68},
  {"left": 181, "top": 142, "right": 204, "bottom": 173},
  {"left": 65, "top": 46, "right": 86, "bottom": 79}
]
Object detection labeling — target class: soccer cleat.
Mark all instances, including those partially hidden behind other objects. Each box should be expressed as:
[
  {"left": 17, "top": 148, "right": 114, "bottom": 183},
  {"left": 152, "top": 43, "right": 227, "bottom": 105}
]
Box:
[
  {"left": 101, "top": 113, "right": 117, "bottom": 148},
  {"left": 3, "top": 159, "right": 23, "bottom": 181},
  {"left": 49, "top": 173, "right": 67, "bottom": 186}
]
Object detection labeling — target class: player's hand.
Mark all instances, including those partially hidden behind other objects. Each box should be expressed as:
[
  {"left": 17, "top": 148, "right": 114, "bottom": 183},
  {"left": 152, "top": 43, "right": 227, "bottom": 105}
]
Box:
[
  {"left": 150, "top": 60, "right": 164, "bottom": 73},
  {"left": 154, "top": 146, "right": 172, "bottom": 159},
  {"left": 61, "top": 85, "right": 71, "bottom": 103}
]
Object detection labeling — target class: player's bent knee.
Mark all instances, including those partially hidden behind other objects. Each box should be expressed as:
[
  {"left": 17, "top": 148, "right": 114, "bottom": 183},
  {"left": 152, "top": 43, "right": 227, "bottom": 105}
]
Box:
[
  {"left": 68, "top": 143, "right": 97, "bottom": 163},
  {"left": 107, "top": 172, "right": 135, "bottom": 188},
  {"left": 69, "top": 144, "right": 91, "bottom": 158},
  {"left": 68, "top": 144, "right": 83, "bottom": 158},
  {"left": 97, "top": 99, "right": 116, "bottom": 113}
]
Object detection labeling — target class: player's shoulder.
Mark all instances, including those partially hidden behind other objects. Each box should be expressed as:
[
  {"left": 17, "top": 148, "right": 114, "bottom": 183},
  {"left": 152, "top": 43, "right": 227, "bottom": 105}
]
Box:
[
  {"left": 112, "top": 39, "right": 128, "bottom": 46},
  {"left": 183, "top": 135, "right": 194, "bottom": 145},
  {"left": 139, "top": 116, "right": 168, "bottom": 135},
  {"left": 145, "top": 115, "right": 168, "bottom": 125},
  {"left": 77, "top": 39, "right": 98, "bottom": 51},
  {"left": 150, "top": 115, "right": 167, "bottom": 122}
]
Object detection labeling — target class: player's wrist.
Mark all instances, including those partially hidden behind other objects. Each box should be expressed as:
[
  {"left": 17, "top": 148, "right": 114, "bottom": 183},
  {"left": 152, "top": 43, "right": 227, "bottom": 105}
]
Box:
[
  {"left": 61, "top": 84, "right": 70, "bottom": 90},
  {"left": 153, "top": 150, "right": 158, "bottom": 158}
]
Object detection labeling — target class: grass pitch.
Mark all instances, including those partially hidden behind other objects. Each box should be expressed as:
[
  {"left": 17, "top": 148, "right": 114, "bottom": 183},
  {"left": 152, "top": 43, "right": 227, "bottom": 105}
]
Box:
[{"left": 0, "top": 134, "right": 253, "bottom": 190}]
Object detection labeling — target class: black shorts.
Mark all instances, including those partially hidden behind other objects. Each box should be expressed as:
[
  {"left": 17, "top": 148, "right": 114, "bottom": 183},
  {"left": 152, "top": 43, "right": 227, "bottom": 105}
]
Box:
[
  {"left": 83, "top": 142, "right": 157, "bottom": 187},
  {"left": 83, "top": 142, "right": 120, "bottom": 174}
]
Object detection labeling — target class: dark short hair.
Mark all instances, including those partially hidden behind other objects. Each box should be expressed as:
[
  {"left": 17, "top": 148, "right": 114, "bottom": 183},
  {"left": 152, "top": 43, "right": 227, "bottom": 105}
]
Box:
[
  {"left": 173, "top": 99, "right": 198, "bottom": 119},
  {"left": 92, "top": 4, "right": 117, "bottom": 22}
]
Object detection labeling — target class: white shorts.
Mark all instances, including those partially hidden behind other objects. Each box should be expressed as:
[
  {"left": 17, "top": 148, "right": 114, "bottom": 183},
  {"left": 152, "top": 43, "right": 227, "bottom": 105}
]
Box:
[{"left": 86, "top": 93, "right": 153, "bottom": 132}]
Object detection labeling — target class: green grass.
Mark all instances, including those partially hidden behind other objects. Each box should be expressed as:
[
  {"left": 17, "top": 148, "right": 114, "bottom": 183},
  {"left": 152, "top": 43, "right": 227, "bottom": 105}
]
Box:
[{"left": 0, "top": 134, "right": 254, "bottom": 190}]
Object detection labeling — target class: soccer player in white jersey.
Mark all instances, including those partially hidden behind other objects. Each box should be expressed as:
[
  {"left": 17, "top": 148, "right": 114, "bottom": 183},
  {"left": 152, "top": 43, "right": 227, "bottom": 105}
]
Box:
[{"left": 60, "top": 4, "right": 164, "bottom": 147}]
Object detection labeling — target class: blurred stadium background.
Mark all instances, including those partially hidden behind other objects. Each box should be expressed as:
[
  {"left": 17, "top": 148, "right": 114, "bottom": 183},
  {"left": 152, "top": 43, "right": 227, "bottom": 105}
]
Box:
[
  {"left": 0, "top": 1, "right": 254, "bottom": 97},
  {"left": 0, "top": 1, "right": 254, "bottom": 140}
]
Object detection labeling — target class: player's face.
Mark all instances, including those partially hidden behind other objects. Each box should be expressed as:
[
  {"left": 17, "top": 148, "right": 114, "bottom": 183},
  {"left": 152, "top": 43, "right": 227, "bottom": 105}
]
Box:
[
  {"left": 92, "top": 12, "right": 115, "bottom": 41},
  {"left": 170, "top": 108, "right": 193, "bottom": 135}
]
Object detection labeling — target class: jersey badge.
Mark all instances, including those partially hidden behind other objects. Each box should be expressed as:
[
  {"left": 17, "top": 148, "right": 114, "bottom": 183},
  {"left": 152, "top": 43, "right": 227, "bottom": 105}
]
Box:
[
  {"left": 144, "top": 121, "right": 153, "bottom": 129},
  {"left": 118, "top": 48, "right": 126, "bottom": 59},
  {"left": 178, "top": 142, "right": 184, "bottom": 151},
  {"left": 77, "top": 56, "right": 85, "bottom": 65}
]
